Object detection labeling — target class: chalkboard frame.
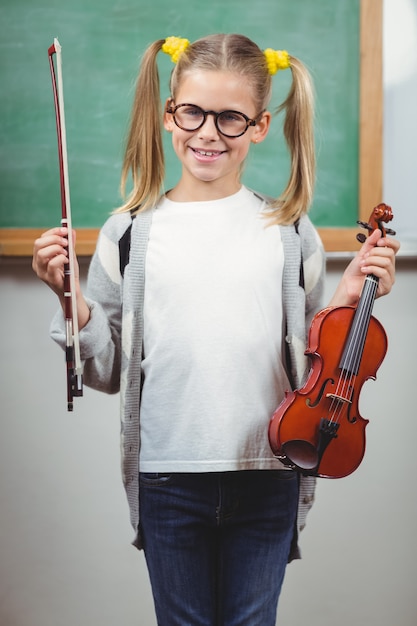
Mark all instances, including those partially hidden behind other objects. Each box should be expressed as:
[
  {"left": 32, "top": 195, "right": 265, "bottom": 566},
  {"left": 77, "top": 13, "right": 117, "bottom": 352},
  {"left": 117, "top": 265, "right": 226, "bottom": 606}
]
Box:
[{"left": 0, "top": 0, "right": 382, "bottom": 256}]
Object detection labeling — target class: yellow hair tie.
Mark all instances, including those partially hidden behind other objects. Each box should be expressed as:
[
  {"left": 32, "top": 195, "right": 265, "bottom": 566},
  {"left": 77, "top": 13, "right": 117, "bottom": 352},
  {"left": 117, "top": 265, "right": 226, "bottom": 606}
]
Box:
[
  {"left": 263, "top": 49, "right": 290, "bottom": 75},
  {"left": 162, "top": 36, "right": 190, "bottom": 63}
]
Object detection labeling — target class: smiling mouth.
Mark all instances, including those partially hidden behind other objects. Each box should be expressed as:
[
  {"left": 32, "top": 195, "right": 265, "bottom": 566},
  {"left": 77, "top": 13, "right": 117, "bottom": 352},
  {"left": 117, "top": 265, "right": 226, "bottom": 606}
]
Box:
[{"left": 191, "top": 147, "right": 225, "bottom": 157}]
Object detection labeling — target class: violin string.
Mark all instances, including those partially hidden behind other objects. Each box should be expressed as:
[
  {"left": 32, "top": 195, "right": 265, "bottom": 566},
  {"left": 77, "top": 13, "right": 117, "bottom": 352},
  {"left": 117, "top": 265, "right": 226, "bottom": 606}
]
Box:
[
  {"left": 327, "top": 276, "right": 378, "bottom": 425},
  {"left": 335, "top": 278, "right": 376, "bottom": 414},
  {"left": 328, "top": 306, "right": 364, "bottom": 423},
  {"left": 338, "top": 276, "right": 378, "bottom": 421}
]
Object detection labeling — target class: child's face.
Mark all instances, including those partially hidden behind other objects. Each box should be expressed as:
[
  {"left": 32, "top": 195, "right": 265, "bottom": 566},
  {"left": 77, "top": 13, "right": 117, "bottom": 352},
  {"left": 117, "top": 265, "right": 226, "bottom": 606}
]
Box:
[{"left": 164, "top": 70, "right": 270, "bottom": 199}]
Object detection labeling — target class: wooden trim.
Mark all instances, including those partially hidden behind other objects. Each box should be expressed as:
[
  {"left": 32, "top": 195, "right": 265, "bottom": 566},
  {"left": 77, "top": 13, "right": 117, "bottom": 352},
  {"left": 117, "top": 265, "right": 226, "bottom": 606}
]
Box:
[
  {"left": 0, "top": 226, "right": 367, "bottom": 256},
  {"left": 0, "top": 228, "right": 99, "bottom": 257},
  {"left": 359, "top": 0, "right": 383, "bottom": 222},
  {"left": 326, "top": 0, "right": 383, "bottom": 251},
  {"left": 0, "top": 0, "right": 382, "bottom": 256},
  {"left": 318, "top": 227, "right": 362, "bottom": 253}
]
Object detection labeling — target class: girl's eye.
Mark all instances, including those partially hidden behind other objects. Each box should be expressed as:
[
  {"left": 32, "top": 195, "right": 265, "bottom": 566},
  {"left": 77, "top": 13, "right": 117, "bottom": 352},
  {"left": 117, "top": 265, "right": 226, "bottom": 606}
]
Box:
[
  {"left": 182, "top": 106, "right": 203, "bottom": 118},
  {"left": 220, "top": 112, "right": 245, "bottom": 124}
]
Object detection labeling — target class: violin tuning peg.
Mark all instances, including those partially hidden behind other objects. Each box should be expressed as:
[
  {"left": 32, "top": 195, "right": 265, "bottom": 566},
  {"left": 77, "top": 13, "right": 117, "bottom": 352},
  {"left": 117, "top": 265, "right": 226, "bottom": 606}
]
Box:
[
  {"left": 356, "top": 233, "right": 367, "bottom": 244},
  {"left": 357, "top": 220, "right": 372, "bottom": 231}
]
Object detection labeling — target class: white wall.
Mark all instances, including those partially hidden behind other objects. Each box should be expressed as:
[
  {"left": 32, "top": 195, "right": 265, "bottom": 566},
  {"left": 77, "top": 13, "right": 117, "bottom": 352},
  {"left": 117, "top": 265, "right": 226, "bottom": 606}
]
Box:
[
  {"left": 1, "top": 1, "right": 416, "bottom": 624},
  {"left": 383, "top": 0, "right": 417, "bottom": 252}
]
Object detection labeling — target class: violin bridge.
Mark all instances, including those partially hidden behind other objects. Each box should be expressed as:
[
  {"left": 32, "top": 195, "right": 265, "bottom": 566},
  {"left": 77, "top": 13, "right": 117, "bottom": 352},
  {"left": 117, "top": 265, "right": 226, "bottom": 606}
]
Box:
[{"left": 326, "top": 393, "right": 352, "bottom": 404}]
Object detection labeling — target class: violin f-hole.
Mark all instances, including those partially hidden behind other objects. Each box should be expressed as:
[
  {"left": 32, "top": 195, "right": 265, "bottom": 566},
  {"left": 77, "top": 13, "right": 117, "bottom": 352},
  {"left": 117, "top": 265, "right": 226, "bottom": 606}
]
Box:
[{"left": 305, "top": 378, "right": 335, "bottom": 408}]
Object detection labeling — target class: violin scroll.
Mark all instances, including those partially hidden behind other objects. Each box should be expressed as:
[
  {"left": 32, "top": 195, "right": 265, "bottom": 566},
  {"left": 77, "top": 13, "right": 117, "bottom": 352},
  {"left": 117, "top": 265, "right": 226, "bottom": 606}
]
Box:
[{"left": 356, "top": 202, "right": 396, "bottom": 243}]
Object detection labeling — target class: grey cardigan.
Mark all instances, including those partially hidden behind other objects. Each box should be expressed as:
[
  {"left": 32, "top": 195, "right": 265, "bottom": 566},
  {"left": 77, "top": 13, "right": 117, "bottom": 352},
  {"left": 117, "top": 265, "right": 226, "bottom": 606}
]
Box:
[{"left": 51, "top": 193, "right": 326, "bottom": 560}]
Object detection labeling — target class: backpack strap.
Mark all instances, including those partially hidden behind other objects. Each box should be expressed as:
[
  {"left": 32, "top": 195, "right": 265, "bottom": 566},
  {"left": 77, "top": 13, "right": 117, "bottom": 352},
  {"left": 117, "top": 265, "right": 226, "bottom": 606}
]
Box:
[
  {"left": 118, "top": 214, "right": 136, "bottom": 278},
  {"left": 294, "top": 219, "right": 305, "bottom": 289}
]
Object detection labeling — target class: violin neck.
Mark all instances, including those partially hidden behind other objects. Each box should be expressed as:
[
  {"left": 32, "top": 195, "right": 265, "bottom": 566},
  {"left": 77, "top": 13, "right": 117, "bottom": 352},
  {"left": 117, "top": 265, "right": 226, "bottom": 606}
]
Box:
[{"left": 339, "top": 274, "right": 379, "bottom": 375}]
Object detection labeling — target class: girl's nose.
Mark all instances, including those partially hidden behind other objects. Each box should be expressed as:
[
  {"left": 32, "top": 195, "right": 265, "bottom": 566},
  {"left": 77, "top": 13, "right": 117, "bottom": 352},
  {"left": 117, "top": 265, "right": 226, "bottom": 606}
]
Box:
[{"left": 197, "top": 114, "right": 220, "bottom": 140}]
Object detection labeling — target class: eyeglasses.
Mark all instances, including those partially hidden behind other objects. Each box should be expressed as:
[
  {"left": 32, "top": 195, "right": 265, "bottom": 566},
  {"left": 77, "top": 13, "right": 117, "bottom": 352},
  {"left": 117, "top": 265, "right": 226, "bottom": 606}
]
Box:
[{"left": 166, "top": 103, "right": 260, "bottom": 138}]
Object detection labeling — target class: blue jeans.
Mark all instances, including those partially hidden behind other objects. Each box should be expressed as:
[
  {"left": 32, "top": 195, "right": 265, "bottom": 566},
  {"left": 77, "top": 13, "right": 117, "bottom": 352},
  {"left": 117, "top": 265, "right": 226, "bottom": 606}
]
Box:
[{"left": 139, "top": 470, "right": 299, "bottom": 626}]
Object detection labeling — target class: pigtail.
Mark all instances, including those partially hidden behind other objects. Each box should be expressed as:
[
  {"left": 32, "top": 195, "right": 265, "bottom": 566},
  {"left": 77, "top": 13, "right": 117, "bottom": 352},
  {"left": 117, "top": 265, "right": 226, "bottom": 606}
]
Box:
[
  {"left": 116, "top": 39, "right": 166, "bottom": 214},
  {"left": 269, "top": 56, "right": 316, "bottom": 225}
]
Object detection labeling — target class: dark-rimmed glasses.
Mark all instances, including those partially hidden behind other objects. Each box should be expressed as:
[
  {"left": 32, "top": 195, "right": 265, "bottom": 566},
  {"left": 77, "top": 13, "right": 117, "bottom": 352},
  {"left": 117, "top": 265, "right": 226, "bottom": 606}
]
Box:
[{"left": 166, "top": 103, "right": 260, "bottom": 138}]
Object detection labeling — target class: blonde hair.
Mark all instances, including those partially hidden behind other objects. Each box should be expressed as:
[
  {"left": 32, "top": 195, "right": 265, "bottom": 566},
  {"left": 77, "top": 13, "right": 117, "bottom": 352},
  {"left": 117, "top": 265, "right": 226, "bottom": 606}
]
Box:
[{"left": 116, "top": 33, "right": 315, "bottom": 226}]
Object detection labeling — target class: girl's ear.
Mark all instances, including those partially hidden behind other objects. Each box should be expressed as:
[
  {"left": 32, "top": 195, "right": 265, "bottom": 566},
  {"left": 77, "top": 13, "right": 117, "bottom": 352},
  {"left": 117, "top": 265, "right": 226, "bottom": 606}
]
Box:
[
  {"left": 252, "top": 110, "right": 271, "bottom": 144},
  {"left": 163, "top": 98, "right": 175, "bottom": 132}
]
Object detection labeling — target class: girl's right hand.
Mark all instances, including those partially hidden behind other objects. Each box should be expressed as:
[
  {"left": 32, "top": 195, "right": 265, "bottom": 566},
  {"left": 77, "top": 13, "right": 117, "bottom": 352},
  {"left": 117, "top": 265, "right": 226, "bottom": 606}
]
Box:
[
  {"left": 32, "top": 227, "right": 91, "bottom": 329},
  {"left": 32, "top": 226, "right": 74, "bottom": 298}
]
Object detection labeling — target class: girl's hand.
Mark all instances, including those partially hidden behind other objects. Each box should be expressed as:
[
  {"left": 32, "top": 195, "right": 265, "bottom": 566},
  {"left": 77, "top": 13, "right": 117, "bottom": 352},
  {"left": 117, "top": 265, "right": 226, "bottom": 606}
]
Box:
[
  {"left": 32, "top": 227, "right": 90, "bottom": 329},
  {"left": 32, "top": 226, "right": 73, "bottom": 297},
  {"left": 329, "top": 229, "right": 400, "bottom": 307}
]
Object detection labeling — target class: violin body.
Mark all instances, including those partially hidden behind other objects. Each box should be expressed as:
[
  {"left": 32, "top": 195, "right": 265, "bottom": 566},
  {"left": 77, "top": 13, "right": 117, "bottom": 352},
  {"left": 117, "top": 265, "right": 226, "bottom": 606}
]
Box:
[{"left": 269, "top": 305, "right": 387, "bottom": 478}]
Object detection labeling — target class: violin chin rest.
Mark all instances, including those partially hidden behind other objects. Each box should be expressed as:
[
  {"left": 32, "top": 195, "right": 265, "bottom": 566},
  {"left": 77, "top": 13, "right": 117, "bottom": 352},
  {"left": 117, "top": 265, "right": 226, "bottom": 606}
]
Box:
[{"left": 281, "top": 440, "right": 318, "bottom": 471}]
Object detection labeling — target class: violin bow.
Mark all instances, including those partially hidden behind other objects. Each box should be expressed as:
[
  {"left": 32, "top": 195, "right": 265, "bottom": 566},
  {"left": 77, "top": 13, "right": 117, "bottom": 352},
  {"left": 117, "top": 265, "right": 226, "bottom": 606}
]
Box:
[{"left": 48, "top": 38, "right": 83, "bottom": 411}]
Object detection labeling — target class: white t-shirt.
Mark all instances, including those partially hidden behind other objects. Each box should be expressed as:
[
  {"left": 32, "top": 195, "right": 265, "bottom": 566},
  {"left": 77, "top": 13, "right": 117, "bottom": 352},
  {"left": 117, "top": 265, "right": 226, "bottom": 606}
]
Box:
[{"left": 139, "top": 186, "right": 289, "bottom": 471}]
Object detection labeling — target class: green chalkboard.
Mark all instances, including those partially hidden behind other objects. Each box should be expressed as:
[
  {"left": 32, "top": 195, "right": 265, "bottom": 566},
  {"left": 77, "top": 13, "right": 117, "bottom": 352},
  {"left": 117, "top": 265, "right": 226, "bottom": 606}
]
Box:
[{"left": 1, "top": 0, "right": 361, "bottom": 231}]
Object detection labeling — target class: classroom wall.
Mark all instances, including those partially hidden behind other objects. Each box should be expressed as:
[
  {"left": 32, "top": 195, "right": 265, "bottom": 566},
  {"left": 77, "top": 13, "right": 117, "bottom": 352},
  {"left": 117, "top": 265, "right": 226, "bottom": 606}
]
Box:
[{"left": 1, "top": 1, "right": 416, "bottom": 624}]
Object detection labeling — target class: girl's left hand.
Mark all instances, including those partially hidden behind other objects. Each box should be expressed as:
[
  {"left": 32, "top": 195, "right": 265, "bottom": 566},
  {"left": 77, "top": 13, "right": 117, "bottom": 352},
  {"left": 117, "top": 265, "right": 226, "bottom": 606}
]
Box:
[{"left": 329, "top": 229, "right": 400, "bottom": 307}]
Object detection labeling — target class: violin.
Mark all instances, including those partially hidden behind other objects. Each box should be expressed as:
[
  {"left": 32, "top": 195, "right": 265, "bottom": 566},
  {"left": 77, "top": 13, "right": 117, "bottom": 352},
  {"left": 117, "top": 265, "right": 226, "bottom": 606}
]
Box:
[{"left": 268, "top": 204, "right": 395, "bottom": 478}]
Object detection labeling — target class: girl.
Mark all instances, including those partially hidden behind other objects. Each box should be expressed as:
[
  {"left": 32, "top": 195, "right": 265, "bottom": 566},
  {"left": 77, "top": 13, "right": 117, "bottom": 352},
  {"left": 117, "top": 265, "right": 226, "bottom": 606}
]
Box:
[{"left": 33, "top": 34, "right": 399, "bottom": 626}]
